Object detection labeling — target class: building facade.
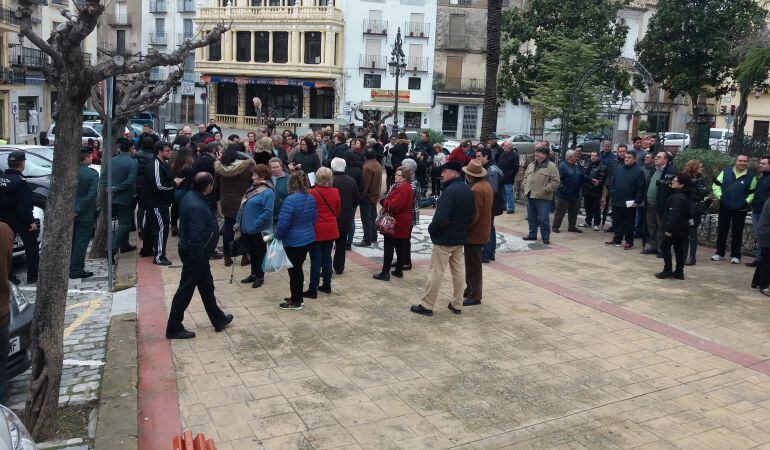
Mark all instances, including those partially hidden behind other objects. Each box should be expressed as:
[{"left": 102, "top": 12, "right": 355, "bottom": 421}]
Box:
[
  {"left": 194, "top": 0, "right": 345, "bottom": 132},
  {"left": 141, "top": 0, "right": 205, "bottom": 125},
  {"left": 342, "top": 0, "right": 436, "bottom": 132},
  {"left": 430, "top": 0, "right": 530, "bottom": 141}
]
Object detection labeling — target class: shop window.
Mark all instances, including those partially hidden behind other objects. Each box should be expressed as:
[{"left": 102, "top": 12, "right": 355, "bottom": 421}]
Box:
[
  {"left": 404, "top": 112, "right": 421, "bottom": 128},
  {"left": 310, "top": 87, "right": 334, "bottom": 119}
]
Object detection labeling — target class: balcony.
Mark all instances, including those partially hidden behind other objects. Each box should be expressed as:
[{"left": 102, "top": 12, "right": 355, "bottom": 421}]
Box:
[
  {"left": 107, "top": 13, "right": 132, "bottom": 26},
  {"left": 178, "top": 0, "right": 195, "bottom": 12},
  {"left": 0, "top": 67, "right": 26, "bottom": 84},
  {"left": 149, "top": 0, "right": 167, "bottom": 13},
  {"left": 149, "top": 32, "right": 168, "bottom": 46},
  {"left": 406, "top": 56, "right": 429, "bottom": 73},
  {"left": 178, "top": 31, "right": 194, "bottom": 42},
  {"left": 0, "top": 6, "right": 18, "bottom": 28},
  {"left": 197, "top": 6, "right": 343, "bottom": 24},
  {"left": 359, "top": 54, "right": 387, "bottom": 71},
  {"left": 363, "top": 19, "right": 387, "bottom": 35},
  {"left": 445, "top": 34, "right": 467, "bottom": 50},
  {"left": 8, "top": 44, "right": 49, "bottom": 68},
  {"left": 434, "top": 77, "right": 486, "bottom": 93},
  {"left": 405, "top": 22, "right": 429, "bottom": 38},
  {"left": 449, "top": 0, "right": 473, "bottom": 5}
]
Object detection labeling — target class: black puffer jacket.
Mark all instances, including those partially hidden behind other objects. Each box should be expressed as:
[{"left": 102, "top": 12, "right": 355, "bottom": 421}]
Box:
[
  {"left": 498, "top": 150, "right": 520, "bottom": 184},
  {"left": 582, "top": 161, "right": 607, "bottom": 195},
  {"left": 428, "top": 177, "right": 475, "bottom": 246},
  {"left": 664, "top": 189, "right": 691, "bottom": 238},
  {"left": 390, "top": 140, "right": 410, "bottom": 169}
]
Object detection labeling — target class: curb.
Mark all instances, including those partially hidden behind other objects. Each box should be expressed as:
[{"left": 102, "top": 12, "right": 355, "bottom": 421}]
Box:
[{"left": 93, "top": 287, "right": 138, "bottom": 450}]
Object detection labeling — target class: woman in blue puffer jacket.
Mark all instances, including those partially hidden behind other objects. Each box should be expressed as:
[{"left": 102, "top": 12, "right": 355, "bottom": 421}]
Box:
[
  {"left": 235, "top": 164, "right": 275, "bottom": 289},
  {"left": 274, "top": 170, "right": 317, "bottom": 310}
]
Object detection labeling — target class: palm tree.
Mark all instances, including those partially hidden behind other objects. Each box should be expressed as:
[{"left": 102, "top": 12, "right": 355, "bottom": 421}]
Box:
[{"left": 480, "top": 0, "right": 502, "bottom": 140}]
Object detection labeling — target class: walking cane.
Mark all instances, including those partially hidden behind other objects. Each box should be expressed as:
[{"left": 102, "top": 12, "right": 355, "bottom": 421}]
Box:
[{"left": 228, "top": 241, "right": 237, "bottom": 284}]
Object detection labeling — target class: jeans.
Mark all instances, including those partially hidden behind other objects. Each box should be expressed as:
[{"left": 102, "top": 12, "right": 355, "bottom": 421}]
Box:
[
  {"left": 222, "top": 217, "right": 236, "bottom": 257},
  {"left": 661, "top": 234, "right": 687, "bottom": 274},
  {"left": 171, "top": 188, "right": 189, "bottom": 227},
  {"left": 308, "top": 240, "right": 334, "bottom": 292},
  {"left": 526, "top": 197, "right": 552, "bottom": 241},
  {"left": 503, "top": 183, "right": 516, "bottom": 212},
  {"left": 612, "top": 206, "right": 637, "bottom": 245},
  {"left": 0, "top": 316, "right": 8, "bottom": 405},
  {"left": 583, "top": 194, "right": 601, "bottom": 226},
  {"left": 752, "top": 213, "right": 763, "bottom": 262},
  {"left": 112, "top": 204, "right": 134, "bottom": 251},
  {"left": 482, "top": 216, "right": 496, "bottom": 259},
  {"left": 552, "top": 197, "right": 579, "bottom": 230},
  {"left": 382, "top": 235, "right": 407, "bottom": 273},
  {"left": 242, "top": 233, "right": 267, "bottom": 278},
  {"left": 753, "top": 247, "right": 770, "bottom": 289},
  {"left": 166, "top": 247, "right": 229, "bottom": 334},
  {"left": 285, "top": 244, "right": 310, "bottom": 304},
  {"left": 359, "top": 199, "right": 377, "bottom": 244},
  {"left": 716, "top": 208, "right": 748, "bottom": 258}
]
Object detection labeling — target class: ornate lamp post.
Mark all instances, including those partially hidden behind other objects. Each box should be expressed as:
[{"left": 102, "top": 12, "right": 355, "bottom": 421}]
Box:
[{"left": 387, "top": 28, "right": 407, "bottom": 133}]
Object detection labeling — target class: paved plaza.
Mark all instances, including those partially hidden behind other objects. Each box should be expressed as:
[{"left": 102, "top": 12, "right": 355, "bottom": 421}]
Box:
[{"left": 137, "top": 211, "right": 770, "bottom": 449}]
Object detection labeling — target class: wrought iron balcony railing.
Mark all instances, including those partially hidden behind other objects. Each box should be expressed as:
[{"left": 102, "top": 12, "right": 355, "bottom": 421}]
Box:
[
  {"left": 405, "top": 22, "right": 429, "bottom": 38},
  {"left": 359, "top": 54, "right": 387, "bottom": 70},
  {"left": 363, "top": 19, "right": 387, "bottom": 35}
]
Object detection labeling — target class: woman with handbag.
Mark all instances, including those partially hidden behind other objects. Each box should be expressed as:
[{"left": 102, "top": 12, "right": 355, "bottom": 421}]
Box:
[
  {"left": 235, "top": 164, "right": 275, "bottom": 288},
  {"left": 373, "top": 166, "right": 414, "bottom": 281},
  {"left": 274, "top": 171, "right": 317, "bottom": 310},
  {"left": 215, "top": 142, "right": 256, "bottom": 267},
  {"left": 304, "top": 167, "right": 341, "bottom": 298}
]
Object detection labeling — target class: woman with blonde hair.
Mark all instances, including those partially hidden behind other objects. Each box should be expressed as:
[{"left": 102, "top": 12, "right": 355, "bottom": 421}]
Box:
[
  {"left": 305, "top": 167, "right": 340, "bottom": 297},
  {"left": 682, "top": 159, "right": 709, "bottom": 265},
  {"left": 274, "top": 171, "right": 317, "bottom": 310},
  {"left": 373, "top": 165, "right": 414, "bottom": 281},
  {"left": 254, "top": 136, "right": 273, "bottom": 166}
]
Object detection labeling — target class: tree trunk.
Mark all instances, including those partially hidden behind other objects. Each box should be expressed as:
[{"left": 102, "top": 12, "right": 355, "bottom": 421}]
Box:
[
  {"left": 480, "top": 0, "right": 502, "bottom": 139},
  {"left": 23, "top": 92, "right": 86, "bottom": 439},
  {"left": 89, "top": 118, "right": 129, "bottom": 259},
  {"left": 730, "top": 83, "right": 750, "bottom": 155}
]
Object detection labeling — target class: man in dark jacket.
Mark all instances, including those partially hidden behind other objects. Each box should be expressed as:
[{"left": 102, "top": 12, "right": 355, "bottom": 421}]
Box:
[
  {"left": 553, "top": 150, "right": 597, "bottom": 233},
  {"left": 711, "top": 154, "right": 757, "bottom": 263},
  {"left": 641, "top": 152, "right": 677, "bottom": 255},
  {"left": 191, "top": 123, "right": 214, "bottom": 146},
  {"left": 145, "top": 142, "right": 182, "bottom": 266},
  {"left": 356, "top": 149, "right": 382, "bottom": 247},
  {"left": 486, "top": 135, "right": 503, "bottom": 163},
  {"left": 166, "top": 173, "right": 232, "bottom": 339},
  {"left": 748, "top": 156, "right": 770, "bottom": 267},
  {"left": 581, "top": 152, "right": 607, "bottom": 230},
  {"left": 498, "top": 141, "right": 519, "bottom": 214},
  {"left": 101, "top": 138, "right": 138, "bottom": 254},
  {"left": 331, "top": 157, "right": 358, "bottom": 274},
  {"left": 344, "top": 152, "right": 363, "bottom": 248},
  {"left": 411, "top": 161, "right": 475, "bottom": 317},
  {"left": 606, "top": 152, "right": 645, "bottom": 249},
  {"left": 135, "top": 136, "right": 156, "bottom": 256},
  {"left": 0, "top": 152, "right": 38, "bottom": 284},
  {"left": 70, "top": 149, "right": 99, "bottom": 279},
  {"left": 656, "top": 173, "right": 691, "bottom": 280},
  {"left": 194, "top": 142, "right": 219, "bottom": 211},
  {"left": 270, "top": 135, "right": 289, "bottom": 167}
]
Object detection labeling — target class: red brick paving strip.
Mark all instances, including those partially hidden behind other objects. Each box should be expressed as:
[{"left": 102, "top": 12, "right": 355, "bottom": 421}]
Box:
[
  {"left": 490, "top": 261, "right": 770, "bottom": 376},
  {"left": 137, "top": 256, "right": 182, "bottom": 449}
]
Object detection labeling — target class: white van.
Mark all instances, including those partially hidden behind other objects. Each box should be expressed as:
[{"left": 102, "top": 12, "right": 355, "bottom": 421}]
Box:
[{"left": 709, "top": 128, "right": 733, "bottom": 153}]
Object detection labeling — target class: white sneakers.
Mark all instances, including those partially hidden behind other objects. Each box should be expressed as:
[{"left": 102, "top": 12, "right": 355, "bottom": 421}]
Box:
[
  {"left": 712, "top": 254, "right": 742, "bottom": 264},
  {"left": 711, "top": 254, "right": 722, "bottom": 261},
  {"left": 593, "top": 225, "right": 599, "bottom": 231},
  {"left": 731, "top": 257, "right": 740, "bottom": 264}
]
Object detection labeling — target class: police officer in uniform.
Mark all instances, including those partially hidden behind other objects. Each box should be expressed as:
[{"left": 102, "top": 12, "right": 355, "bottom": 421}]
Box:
[
  {"left": 70, "top": 148, "right": 99, "bottom": 279},
  {"left": 0, "top": 151, "right": 38, "bottom": 284}
]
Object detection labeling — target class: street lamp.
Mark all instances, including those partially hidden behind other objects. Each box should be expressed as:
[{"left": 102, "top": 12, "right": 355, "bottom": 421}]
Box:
[
  {"left": 755, "top": 86, "right": 763, "bottom": 99},
  {"left": 387, "top": 27, "right": 407, "bottom": 134},
  {"left": 729, "top": 85, "right": 738, "bottom": 97}
]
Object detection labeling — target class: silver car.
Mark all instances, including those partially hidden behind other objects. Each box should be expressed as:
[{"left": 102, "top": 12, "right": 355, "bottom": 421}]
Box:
[{"left": 500, "top": 134, "right": 539, "bottom": 154}]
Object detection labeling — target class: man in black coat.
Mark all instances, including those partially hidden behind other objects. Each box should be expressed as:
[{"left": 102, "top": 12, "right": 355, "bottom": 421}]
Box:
[
  {"left": 331, "top": 157, "right": 359, "bottom": 274},
  {"left": 135, "top": 136, "right": 157, "bottom": 256},
  {"left": 191, "top": 123, "right": 214, "bottom": 146},
  {"left": 145, "top": 142, "right": 182, "bottom": 265},
  {"left": 411, "top": 161, "right": 475, "bottom": 317},
  {"left": 497, "top": 141, "right": 519, "bottom": 214},
  {"left": 166, "top": 173, "right": 232, "bottom": 339},
  {"left": 606, "top": 152, "right": 646, "bottom": 249},
  {"left": 581, "top": 152, "right": 607, "bottom": 230}
]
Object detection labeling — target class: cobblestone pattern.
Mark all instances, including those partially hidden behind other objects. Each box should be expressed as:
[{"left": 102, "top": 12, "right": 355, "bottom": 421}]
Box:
[{"left": 7, "top": 258, "right": 113, "bottom": 414}]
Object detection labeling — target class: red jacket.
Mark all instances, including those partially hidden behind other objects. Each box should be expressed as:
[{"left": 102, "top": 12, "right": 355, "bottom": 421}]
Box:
[
  {"left": 447, "top": 147, "right": 469, "bottom": 165},
  {"left": 310, "top": 186, "right": 340, "bottom": 242},
  {"left": 381, "top": 181, "right": 413, "bottom": 238}
]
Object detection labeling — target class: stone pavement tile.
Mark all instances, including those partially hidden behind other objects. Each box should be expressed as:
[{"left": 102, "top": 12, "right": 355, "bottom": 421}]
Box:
[
  {"left": 247, "top": 395, "right": 295, "bottom": 419},
  {"left": 275, "top": 376, "right": 329, "bottom": 398},
  {"left": 736, "top": 422, "right": 770, "bottom": 446},
  {"left": 423, "top": 411, "right": 480, "bottom": 446},
  {"left": 288, "top": 392, "right": 335, "bottom": 414},
  {"left": 346, "top": 422, "right": 401, "bottom": 449},
  {"left": 302, "top": 424, "right": 357, "bottom": 449},
  {"left": 207, "top": 402, "right": 253, "bottom": 427},
  {"left": 300, "top": 410, "right": 340, "bottom": 430},
  {"left": 239, "top": 369, "right": 280, "bottom": 387},
  {"left": 330, "top": 400, "right": 389, "bottom": 427},
  {"left": 361, "top": 386, "right": 415, "bottom": 417},
  {"left": 249, "top": 412, "right": 308, "bottom": 440},
  {"left": 688, "top": 427, "right": 759, "bottom": 449},
  {"left": 196, "top": 385, "right": 253, "bottom": 408},
  {"left": 180, "top": 403, "right": 213, "bottom": 427},
  {"left": 598, "top": 420, "right": 660, "bottom": 448},
  {"left": 394, "top": 431, "right": 455, "bottom": 449}
]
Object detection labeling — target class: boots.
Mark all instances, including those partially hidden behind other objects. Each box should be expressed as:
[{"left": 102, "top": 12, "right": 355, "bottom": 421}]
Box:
[
  {"left": 224, "top": 255, "right": 233, "bottom": 267},
  {"left": 684, "top": 256, "right": 696, "bottom": 266},
  {"left": 241, "top": 255, "right": 251, "bottom": 266}
]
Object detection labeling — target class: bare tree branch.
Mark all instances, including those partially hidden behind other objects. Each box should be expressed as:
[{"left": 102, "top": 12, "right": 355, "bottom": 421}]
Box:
[{"left": 16, "top": 1, "right": 64, "bottom": 67}]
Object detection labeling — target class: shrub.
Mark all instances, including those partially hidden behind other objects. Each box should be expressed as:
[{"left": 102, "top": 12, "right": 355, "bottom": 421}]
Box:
[
  {"left": 675, "top": 148, "right": 733, "bottom": 182},
  {"left": 410, "top": 129, "right": 445, "bottom": 146}
]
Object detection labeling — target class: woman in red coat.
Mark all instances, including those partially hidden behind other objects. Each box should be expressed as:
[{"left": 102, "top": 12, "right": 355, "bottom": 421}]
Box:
[
  {"left": 373, "top": 166, "right": 414, "bottom": 281},
  {"left": 305, "top": 167, "right": 341, "bottom": 298}
]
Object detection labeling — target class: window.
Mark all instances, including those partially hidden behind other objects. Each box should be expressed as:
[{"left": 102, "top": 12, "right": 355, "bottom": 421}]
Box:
[
  {"left": 236, "top": 31, "right": 251, "bottom": 62},
  {"left": 363, "top": 74, "right": 381, "bottom": 88},
  {"left": 83, "top": 127, "right": 99, "bottom": 138},
  {"left": 155, "top": 18, "right": 165, "bottom": 36},
  {"left": 304, "top": 32, "right": 322, "bottom": 64},
  {"left": 273, "top": 32, "right": 288, "bottom": 63},
  {"left": 18, "top": 96, "right": 36, "bottom": 122},
  {"left": 448, "top": 14, "right": 466, "bottom": 47},
  {"left": 404, "top": 112, "right": 421, "bottom": 128},
  {"left": 254, "top": 32, "right": 269, "bottom": 63},
  {"left": 217, "top": 83, "right": 238, "bottom": 115},
  {"left": 310, "top": 88, "right": 334, "bottom": 119},
  {"left": 183, "top": 19, "right": 193, "bottom": 39},
  {"left": 116, "top": 29, "right": 126, "bottom": 55},
  {"left": 184, "top": 54, "right": 194, "bottom": 72},
  {"left": 462, "top": 105, "right": 478, "bottom": 138},
  {"left": 408, "top": 77, "right": 421, "bottom": 90},
  {"left": 208, "top": 37, "right": 221, "bottom": 61}
]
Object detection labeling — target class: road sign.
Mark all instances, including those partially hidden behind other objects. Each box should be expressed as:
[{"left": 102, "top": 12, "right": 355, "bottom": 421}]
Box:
[
  {"left": 11, "top": 102, "right": 17, "bottom": 115},
  {"left": 181, "top": 81, "right": 194, "bottom": 96}
]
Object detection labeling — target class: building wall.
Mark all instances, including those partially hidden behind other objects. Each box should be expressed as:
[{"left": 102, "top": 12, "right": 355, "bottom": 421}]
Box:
[{"left": 716, "top": 93, "right": 770, "bottom": 138}]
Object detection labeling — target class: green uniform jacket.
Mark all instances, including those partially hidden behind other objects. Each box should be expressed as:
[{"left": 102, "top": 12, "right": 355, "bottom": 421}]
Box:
[
  {"left": 100, "top": 153, "right": 138, "bottom": 206},
  {"left": 75, "top": 163, "right": 99, "bottom": 222}
]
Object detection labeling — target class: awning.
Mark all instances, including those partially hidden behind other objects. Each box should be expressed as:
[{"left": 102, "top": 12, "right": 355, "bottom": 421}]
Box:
[
  {"left": 358, "top": 102, "right": 432, "bottom": 112},
  {"left": 434, "top": 95, "right": 483, "bottom": 105}
]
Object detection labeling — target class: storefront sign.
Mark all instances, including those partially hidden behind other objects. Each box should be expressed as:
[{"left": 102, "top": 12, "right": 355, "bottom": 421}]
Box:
[
  {"left": 181, "top": 81, "right": 195, "bottom": 95},
  {"left": 200, "top": 75, "right": 333, "bottom": 89},
  {"left": 370, "top": 89, "right": 410, "bottom": 103}
]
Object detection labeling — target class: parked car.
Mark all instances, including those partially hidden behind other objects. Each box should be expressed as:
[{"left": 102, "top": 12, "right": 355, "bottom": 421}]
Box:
[
  {"left": 82, "top": 110, "right": 101, "bottom": 122},
  {"left": 0, "top": 146, "right": 50, "bottom": 257},
  {"left": 7, "top": 282, "right": 34, "bottom": 381},
  {"left": 660, "top": 132, "right": 691, "bottom": 150},
  {"left": 709, "top": 128, "right": 734, "bottom": 153},
  {"left": 0, "top": 404, "right": 37, "bottom": 449},
  {"left": 20, "top": 145, "right": 100, "bottom": 176},
  {"left": 47, "top": 122, "right": 103, "bottom": 147},
  {"left": 499, "top": 134, "right": 539, "bottom": 154}
]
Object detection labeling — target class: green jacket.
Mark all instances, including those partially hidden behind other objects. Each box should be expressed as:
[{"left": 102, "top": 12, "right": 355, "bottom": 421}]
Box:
[
  {"left": 100, "top": 153, "right": 138, "bottom": 206},
  {"left": 75, "top": 163, "right": 99, "bottom": 222}
]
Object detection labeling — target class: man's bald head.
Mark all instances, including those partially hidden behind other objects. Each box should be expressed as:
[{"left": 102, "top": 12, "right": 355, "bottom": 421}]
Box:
[{"left": 193, "top": 172, "right": 213, "bottom": 192}]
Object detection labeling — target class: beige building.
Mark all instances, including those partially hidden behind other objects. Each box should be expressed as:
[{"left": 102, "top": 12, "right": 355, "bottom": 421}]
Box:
[
  {"left": 195, "top": 0, "right": 345, "bottom": 130},
  {"left": 97, "top": 0, "right": 143, "bottom": 59},
  {"left": 715, "top": 90, "right": 770, "bottom": 142}
]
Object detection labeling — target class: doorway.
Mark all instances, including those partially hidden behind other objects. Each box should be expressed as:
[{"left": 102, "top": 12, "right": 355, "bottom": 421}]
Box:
[{"left": 442, "top": 104, "right": 459, "bottom": 138}]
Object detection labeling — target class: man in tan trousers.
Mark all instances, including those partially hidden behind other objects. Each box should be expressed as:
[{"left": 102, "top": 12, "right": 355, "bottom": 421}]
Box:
[{"left": 410, "top": 161, "right": 475, "bottom": 316}]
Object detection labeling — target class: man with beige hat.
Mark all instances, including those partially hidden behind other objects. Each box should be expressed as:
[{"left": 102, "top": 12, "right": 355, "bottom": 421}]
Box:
[{"left": 462, "top": 160, "right": 493, "bottom": 306}]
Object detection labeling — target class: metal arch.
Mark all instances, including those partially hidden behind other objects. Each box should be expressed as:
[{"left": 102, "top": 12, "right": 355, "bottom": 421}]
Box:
[{"left": 559, "top": 56, "right": 660, "bottom": 154}]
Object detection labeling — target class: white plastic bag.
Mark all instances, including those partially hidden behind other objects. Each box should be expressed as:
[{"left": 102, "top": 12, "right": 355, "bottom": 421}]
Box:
[{"left": 262, "top": 239, "right": 293, "bottom": 273}]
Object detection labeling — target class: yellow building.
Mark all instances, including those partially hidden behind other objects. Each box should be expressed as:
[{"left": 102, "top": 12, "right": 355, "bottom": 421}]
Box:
[
  {"left": 716, "top": 90, "right": 770, "bottom": 140},
  {"left": 195, "top": 0, "right": 345, "bottom": 130},
  {"left": 0, "top": 1, "right": 23, "bottom": 142}
]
